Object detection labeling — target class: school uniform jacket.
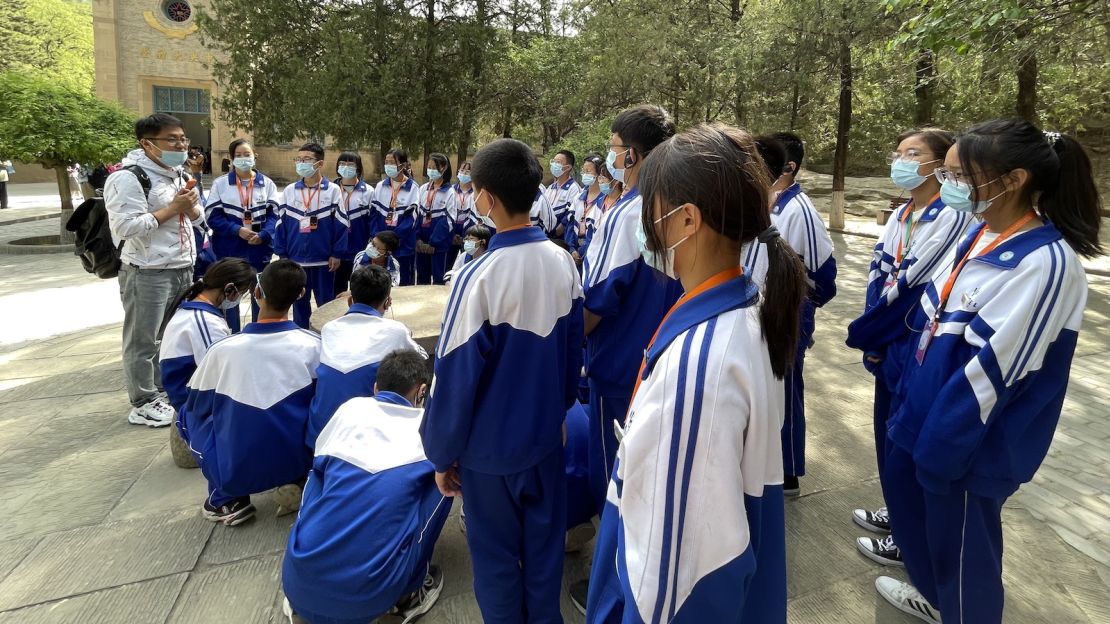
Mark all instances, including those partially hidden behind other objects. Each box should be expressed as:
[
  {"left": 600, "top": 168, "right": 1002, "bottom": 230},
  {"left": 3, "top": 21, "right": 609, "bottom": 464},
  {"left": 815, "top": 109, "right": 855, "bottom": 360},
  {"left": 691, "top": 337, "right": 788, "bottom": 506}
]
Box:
[
  {"left": 307, "top": 303, "right": 427, "bottom": 447},
  {"left": 600, "top": 270, "right": 786, "bottom": 623},
  {"left": 335, "top": 178, "right": 375, "bottom": 260},
  {"left": 889, "top": 222, "right": 1087, "bottom": 499},
  {"left": 159, "top": 300, "right": 231, "bottom": 414},
  {"left": 369, "top": 177, "right": 422, "bottom": 258},
  {"left": 284, "top": 393, "right": 446, "bottom": 620},
  {"left": 353, "top": 252, "right": 401, "bottom": 286},
  {"left": 417, "top": 182, "right": 460, "bottom": 251},
  {"left": 184, "top": 321, "right": 320, "bottom": 496},
  {"left": 846, "top": 198, "right": 970, "bottom": 387},
  {"left": 765, "top": 183, "right": 838, "bottom": 306},
  {"left": 452, "top": 184, "right": 476, "bottom": 238},
  {"left": 530, "top": 187, "right": 558, "bottom": 234},
  {"left": 204, "top": 170, "right": 280, "bottom": 268},
  {"left": 274, "top": 179, "right": 345, "bottom": 266},
  {"left": 582, "top": 188, "right": 683, "bottom": 397},
  {"left": 565, "top": 188, "right": 604, "bottom": 257},
  {"left": 546, "top": 177, "right": 583, "bottom": 229},
  {"left": 421, "top": 226, "right": 584, "bottom": 474}
]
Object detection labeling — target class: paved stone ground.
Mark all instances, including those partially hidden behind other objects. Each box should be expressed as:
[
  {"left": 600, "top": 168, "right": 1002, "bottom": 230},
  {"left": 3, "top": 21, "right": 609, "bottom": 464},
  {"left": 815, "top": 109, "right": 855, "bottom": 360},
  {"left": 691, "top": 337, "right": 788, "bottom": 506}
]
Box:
[{"left": 0, "top": 220, "right": 1107, "bottom": 623}]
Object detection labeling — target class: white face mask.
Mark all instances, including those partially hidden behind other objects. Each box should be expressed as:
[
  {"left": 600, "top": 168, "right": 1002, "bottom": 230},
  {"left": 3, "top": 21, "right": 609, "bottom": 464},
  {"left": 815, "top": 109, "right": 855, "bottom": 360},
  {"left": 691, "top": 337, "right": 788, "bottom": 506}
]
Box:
[
  {"left": 476, "top": 189, "right": 496, "bottom": 228},
  {"left": 217, "top": 285, "right": 244, "bottom": 310},
  {"left": 635, "top": 205, "right": 690, "bottom": 278}
]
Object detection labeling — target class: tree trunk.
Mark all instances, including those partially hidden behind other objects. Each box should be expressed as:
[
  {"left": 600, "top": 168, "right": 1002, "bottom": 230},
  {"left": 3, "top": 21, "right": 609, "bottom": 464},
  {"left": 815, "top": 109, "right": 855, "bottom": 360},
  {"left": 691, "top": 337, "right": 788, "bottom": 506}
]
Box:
[
  {"left": 1015, "top": 49, "right": 1038, "bottom": 123},
  {"left": 55, "top": 165, "right": 76, "bottom": 244},
  {"left": 830, "top": 34, "right": 851, "bottom": 231},
  {"left": 913, "top": 49, "right": 936, "bottom": 125},
  {"left": 789, "top": 54, "right": 802, "bottom": 130}
]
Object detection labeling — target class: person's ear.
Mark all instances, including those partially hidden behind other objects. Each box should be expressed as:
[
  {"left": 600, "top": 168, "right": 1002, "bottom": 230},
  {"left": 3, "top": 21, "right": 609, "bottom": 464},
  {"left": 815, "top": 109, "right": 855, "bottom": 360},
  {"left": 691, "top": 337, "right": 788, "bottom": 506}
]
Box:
[
  {"left": 1004, "top": 168, "right": 1030, "bottom": 193},
  {"left": 680, "top": 203, "right": 701, "bottom": 235},
  {"left": 253, "top": 286, "right": 263, "bottom": 301},
  {"left": 373, "top": 382, "right": 379, "bottom": 395},
  {"left": 298, "top": 287, "right": 306, "bottom": 301},
  {"left": 346, "top": 294, "right": 353, "bottom": 307}
]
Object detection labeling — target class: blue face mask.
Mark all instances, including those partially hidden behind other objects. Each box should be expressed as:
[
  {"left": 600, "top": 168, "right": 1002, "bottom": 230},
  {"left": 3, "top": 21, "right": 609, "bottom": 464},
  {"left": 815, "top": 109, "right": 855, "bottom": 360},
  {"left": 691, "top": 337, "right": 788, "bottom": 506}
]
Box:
[
  {"left": 606, "top": 149, "right": 628, "bottom": 183},
  {"left": 463, "top": 239, "right": 478, "bottom": 255},
  {"left": 581, "top": 174, "right": 597, "bottom": 187},
  {"left": 458, "top": 173, "right": 472, "bottom": 185},
  {"left": 233, "top": 157, "right": 255, "bottom": 173},
  {"left": 940, "top": 178, "right": 1005, "bottom": 215},
  {"left": 296, "top": 162, "right": 317, "bottom": 178},
  {"left": 600, "top": 182, "right": 612, "bottom": 195},
  {"left": 337, "top": 165, "right": 357, "bottom": 180},
  {"left": 158, "top": 149, "right": 188, "bottom": 169},
  {"left": 550, "top": 162, "right": 565, "bottom": 177},
  {"left": 427, "top": 168, "right": 442, "bottom": 181},
  {"left": 384, "top": 164, "right": 399, "bottom": 179},
  {"left": 890, "top": 159, "right": 929, "bottom": 190}
]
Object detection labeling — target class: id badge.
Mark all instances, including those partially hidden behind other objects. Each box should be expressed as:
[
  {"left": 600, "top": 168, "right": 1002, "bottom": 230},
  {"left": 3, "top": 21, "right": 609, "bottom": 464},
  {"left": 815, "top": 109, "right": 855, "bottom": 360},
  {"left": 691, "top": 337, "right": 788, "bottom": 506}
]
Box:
[
  {"left": 243, "top": 210, "right": 253, "bottom": 226},
  {"left": 915, "top": 319, "right": 936, "bottom": 365},
  {"left": 299, "top": 217, "right": 312, "bottom": 234},
  {"left": 309, "top": 215, "right": 319, "bottom": 231}
]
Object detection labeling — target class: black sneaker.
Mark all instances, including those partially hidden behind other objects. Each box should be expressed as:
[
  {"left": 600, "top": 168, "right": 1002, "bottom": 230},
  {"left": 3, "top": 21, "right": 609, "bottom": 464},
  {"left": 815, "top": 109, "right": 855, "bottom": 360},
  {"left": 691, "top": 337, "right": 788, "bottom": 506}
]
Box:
[
  {"left": 856, "top": 535, "right": 904, "bottom": 567},
  {"left": 202, "top": 497, "right": 256, "bottom": 526},
  {"left": 783, "top": 475, "right": 800, "bottom": 497},
  {"left": 569, "top": 578, "right": 589, "bottom": 616},
  {"left": 396, "top": 565, "right": 444, "bottom": 624},
  {"left": 852, "top": 506, "right": 892, "bottom": 534}
]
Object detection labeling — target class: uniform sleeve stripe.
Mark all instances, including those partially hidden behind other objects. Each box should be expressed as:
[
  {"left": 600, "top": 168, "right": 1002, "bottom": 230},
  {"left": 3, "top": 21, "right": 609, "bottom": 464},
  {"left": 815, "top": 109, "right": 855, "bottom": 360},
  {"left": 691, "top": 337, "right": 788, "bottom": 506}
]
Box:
[
  {"left": 192, "top": 311, "right": 211, "bottom": 348},
  {"left": 437, "top": 251, "right": 497, "bottom": 359},
  {"left": 587, "top": 201, "right": 632, "bottom": 289},
  {"left": 667, "top": 317, "right": 717, "bottom": 621},
  {"left": 1008, "top": 243, "right": 1064, "bottom": 385},
  {"left": 652, "top": 327, "right": 698, "bottom": 623},
  {"left": 909, "top": 217, "right": 968, "bottom": 288}
]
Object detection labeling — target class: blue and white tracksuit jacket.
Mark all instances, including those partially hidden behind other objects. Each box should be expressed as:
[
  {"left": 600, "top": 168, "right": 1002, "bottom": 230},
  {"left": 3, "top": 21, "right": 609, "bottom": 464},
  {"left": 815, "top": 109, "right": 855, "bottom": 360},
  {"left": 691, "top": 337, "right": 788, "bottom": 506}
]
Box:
[
  {"left": 204, "top": 170, "right": 280, "bottom": 269},
  {"left": 274, "top": 179, "right": 345, "bottom": 266}
]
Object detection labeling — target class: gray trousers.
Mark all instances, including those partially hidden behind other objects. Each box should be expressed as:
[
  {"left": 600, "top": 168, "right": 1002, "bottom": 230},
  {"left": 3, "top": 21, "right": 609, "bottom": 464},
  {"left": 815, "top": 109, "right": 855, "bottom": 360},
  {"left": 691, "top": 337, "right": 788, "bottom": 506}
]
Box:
[{"left": 118, "top": 264, "right": 192, "bottom": 407}]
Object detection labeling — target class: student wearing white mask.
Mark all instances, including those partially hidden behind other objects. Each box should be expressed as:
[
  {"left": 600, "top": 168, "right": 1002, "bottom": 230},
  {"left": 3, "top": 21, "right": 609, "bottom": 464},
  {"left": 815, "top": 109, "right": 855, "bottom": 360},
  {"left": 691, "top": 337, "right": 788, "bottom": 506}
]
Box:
[
  {"left": 204, "top": 138, "right": 280, "bottom": 331},
  {"left": 565, "top": 154, "right": 605, "bottom": 264},
  {"left": 416, "top": 153, "right": 460, "bottom": 285},
  {"left": 546, "top": 150, "right": 582, "bottom": 236},
  {"left": 333, "top": 152, "right": 374, "bottom": 293},
  {"left": 369, "top": 149, "right": 421, "bottom": 286},
  {"left": 444, "top": 224, "right": 491, "bottom": 283},
  {"left": 448, "top": 161, "right": 476, "bottom": 267}
]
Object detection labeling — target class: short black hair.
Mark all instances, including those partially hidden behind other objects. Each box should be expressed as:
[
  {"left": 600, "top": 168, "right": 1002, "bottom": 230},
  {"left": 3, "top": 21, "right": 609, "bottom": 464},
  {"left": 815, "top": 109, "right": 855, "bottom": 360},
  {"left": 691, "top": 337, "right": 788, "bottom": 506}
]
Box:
[
  {"left": 376, "top": 349, "right": 430, "bottom": 397},
  {"left": 336, "top": 151, "right": 363, "bottom": 178},
  {"left": 374, "top": 230, "right": 400, "bottom": 253},
  {"left": 298, "top": 142, "right": 325, "bottom": 161},
  {"left": 258, "top": 259, "right": 305, "bottom": 311},
  {"left": 556, "top": 150, "right": 576, "bottom": 168},
  {"left": 135, "top": 113, "right": 183, "bottom": 141},
  {"left": 754, "top": 135, "right": 788, "bottom": 179},
  {"left": 611, "top": 105, "right": 676, "bottom": 159},
  {"left": 464, "top": 224, "right": 492, "bottom": 245},
  {"left": 772, "top": 132, "right": 805, "bottom": 169},
  {"left": 350, "top": 265, "right": 391, "bottom": 307},
  {"left": 471, "top": 139, "right": 543, "bottom": 215}
]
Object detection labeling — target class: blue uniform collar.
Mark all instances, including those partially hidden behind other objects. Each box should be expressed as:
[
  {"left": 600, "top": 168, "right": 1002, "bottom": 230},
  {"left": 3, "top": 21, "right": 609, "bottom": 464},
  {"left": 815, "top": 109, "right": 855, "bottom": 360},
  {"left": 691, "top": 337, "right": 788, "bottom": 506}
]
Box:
[
  {"left": 181, "top": 299, "right": 223, "bottom": 316},
  {"left": 384, "top": 176, "right": 414, "bottom": 191},
  {"left": 898, "top": 195, "right": 946, "bottom": 223},
  {"left": 962, "top": 220, "right": 1064, "bottom": 270},
  {"left": 228, "top": 169, "right": 264, "bottom": 187},
  {"left": 772, "top": 183, "right": 802, "bottom": 215},
  {"left": 488, "top": 226, "right": 548, "bottom": 251},
  {"left": 242, "top": 320, "right": 301, "bottom": 334},
  {"left": 346, "top": 303, "right": 383, "bottom": 317},
  {"left": 643, "top": 273, "right": 759, "bottom": 376},
  {"left": 429, "top": 182, "right": 451, "bottom": 195},
  {"left": 453, "top": 183, "right": 473, "bottom": 194},
  {"left": 614, "top": 187, "right": 641, "bottom": 211},
  {"left": 335, "top": 177, "right": 367, "bottom": 192},
  {"left": 374, "top": 391, "right": 413, "bottom": 407},
  {"left": 550, "top": 178, "right": 574, "bottom": 191},
  {"left": 294, "top": 177, "right": 331, "bottom": 190}
]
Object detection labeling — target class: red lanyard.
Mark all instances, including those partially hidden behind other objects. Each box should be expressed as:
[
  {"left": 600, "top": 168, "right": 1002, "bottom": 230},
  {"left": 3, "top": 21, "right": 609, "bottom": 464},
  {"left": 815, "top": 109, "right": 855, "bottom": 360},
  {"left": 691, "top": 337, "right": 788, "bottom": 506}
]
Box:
[
  {"left": 627, "top": 266, "right": 745, "bottom": 421},
  {"left": 300, "top": 184, "right": 321, "bottom": 214},
  {"left": 935, "top": 211, "right": 1036, "bottom": 316}
]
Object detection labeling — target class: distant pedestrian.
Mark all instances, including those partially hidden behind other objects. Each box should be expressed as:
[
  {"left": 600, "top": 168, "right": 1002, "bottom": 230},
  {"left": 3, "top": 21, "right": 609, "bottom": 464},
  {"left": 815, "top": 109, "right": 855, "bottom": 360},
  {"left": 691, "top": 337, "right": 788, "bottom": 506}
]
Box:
[{"left": 0, "top": 159, "right": 11, "bottom": 209}]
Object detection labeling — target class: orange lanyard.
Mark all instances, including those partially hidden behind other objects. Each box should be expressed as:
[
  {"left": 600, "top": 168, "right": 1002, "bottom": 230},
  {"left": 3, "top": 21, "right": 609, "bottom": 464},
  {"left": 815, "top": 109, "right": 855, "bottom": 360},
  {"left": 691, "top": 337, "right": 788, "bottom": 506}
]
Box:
[
  {"left": 894, "top": 193, "right": 938, "bottom": 265},
  {"left": 425, "top": 184, "right": 439, "bottom": 212},
  {"left": 389, "top": 179, "right": 404, "bottom": 210},
  {"left": 300, "top": 184, "right": 321, "bottom": 214},
  {"left": 340, "top": 182, "right": 357, "bottom": 212},
  {"left": 235, "top": 175, "right": 254, "bottom": 210},
  {"left": 603, "top": 193, "right": 618, "bottom": 212},
  {"left": 935, "top": 211, "right": 1036, "bottom": 316},
  {"left": 627, "top": 266, "right": 744, "bottom": 418}
]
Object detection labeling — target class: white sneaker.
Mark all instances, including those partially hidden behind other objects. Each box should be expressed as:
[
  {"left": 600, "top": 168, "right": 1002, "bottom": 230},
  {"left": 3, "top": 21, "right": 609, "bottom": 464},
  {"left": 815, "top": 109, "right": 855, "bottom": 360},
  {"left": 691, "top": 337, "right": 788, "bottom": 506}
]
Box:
[
  {"left": 128, "top": 398, "right": 175, "bottom": 428},
  {"left": 875, "top": 576, "right": 942, "bottom": 623}
]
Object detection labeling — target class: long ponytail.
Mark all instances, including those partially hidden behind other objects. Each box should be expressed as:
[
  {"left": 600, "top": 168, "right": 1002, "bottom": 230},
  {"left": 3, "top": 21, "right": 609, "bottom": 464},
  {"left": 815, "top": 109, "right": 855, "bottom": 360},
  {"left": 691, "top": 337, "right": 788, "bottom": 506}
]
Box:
[
  {"left": 760, "top": 234, "right": 807, "bottom": 378},
  {"left": 1043, "top": 134, "right": 1102, "bottom": 257},
  {"left": 159, "top": 258, "right": 257, "bottom": 338}
]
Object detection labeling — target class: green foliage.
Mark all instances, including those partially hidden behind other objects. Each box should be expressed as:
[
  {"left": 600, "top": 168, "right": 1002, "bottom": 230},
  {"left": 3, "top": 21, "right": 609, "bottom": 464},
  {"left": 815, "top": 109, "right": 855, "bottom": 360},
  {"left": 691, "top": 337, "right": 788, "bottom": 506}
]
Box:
[
  {"left": 0, "top": 0, "right": 94, "bottom": 92},
  {"left": 0, "top": 71, "right": 135, "bottom": 167}
]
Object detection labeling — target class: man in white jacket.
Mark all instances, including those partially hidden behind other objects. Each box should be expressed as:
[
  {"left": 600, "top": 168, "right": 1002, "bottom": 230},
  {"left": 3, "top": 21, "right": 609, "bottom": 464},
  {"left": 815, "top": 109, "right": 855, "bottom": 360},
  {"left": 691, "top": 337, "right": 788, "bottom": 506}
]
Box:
[{"left": 105, "top": 113, "right": 202, "bottom": 427}]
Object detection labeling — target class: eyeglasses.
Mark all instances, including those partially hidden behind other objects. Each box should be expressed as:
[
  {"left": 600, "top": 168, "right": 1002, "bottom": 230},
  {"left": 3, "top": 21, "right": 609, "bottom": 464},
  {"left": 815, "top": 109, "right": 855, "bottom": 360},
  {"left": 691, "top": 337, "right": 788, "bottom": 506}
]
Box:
[
  {"left": 886, "top": 150, "right": 936, "bottom": 164},
  {"left": 932, "top": 168, "right": 970, "bottom": 185},
  {"left": 293, "top": 157, "right": 320, "bottom": 164},
  {"left": 255, "top": 273, "right": 267, "bottom": 300},
  {"left": 147, "top": 137, "right": 190, "bottom": 147}
]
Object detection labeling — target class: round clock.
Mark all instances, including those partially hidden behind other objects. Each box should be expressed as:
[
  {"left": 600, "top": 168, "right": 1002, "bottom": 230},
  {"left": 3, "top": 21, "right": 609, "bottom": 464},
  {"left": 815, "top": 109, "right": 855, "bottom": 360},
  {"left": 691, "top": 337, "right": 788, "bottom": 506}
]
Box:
[{"left": 163, "top": 0, "right": 192, "bottom": 23}]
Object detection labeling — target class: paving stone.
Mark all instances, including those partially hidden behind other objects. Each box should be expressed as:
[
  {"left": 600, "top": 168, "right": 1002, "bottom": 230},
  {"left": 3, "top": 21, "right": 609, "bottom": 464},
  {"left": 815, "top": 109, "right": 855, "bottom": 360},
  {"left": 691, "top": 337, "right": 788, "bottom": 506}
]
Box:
[
  {"left": 108, "top": 444, "right": 208, "bottom": 522},
  {"left": 0, "top": 510, "right": 211, "bottom": 610},
  {"left": 167, "top": 556, "right": 281, "bottom": 624},
  {"left": 0, "top": 539, "right": 38, "bottom": 586},
  {"left": 0, "top": 573, "right": 187, "bottom": 624},
  {"left": 0, "top": 366, "right": 125, "bottom": 404}
]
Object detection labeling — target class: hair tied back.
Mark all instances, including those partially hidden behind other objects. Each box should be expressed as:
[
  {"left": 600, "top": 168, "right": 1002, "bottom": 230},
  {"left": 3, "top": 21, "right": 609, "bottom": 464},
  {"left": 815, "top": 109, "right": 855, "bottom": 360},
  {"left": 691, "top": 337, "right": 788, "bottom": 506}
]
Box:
[
  {"left": 758, "top": 225, "right": 781, "bottom": 243},
  {"left": 1044, "top": 131, "right": 1062, "bottom": 148}
]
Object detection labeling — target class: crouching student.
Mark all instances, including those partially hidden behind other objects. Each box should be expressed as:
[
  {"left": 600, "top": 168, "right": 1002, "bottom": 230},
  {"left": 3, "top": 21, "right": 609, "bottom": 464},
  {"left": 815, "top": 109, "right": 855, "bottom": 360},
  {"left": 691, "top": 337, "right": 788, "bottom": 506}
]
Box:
[
  {"left": 420, "top": 138, "right": 583, "bottom": 623},
  {"left": 355, "top": 230, "right": 401, "bottom": 286},
  {"left": 159, "top": 258, "right": 255, "bottom": 464},
  {"left": 283, "top": 350, "right": 448, "bottom": 624},
  {"left": 875, "top": 121, "right": 1101, "bottom": 624},
  {"left": 185, "top": 260, "right": 320, "bottom": 525},
  {"left": 443, "top": 224, "right": 490, "bottom": 283},
  {"left": 306, "top": 265, "right": 427, "bottom": 447},
  {"left": 587, "top": 123, "right": 804, "bottom": 624}
]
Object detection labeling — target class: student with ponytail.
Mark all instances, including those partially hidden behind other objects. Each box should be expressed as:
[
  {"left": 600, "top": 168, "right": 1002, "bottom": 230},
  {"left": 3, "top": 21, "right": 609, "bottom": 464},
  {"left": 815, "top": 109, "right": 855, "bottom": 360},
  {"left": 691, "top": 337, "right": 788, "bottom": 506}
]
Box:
[
  {"left": 845, "top": 128, "right": 971, "bottom": 567},
  {"left": 875, "top": 119, "right": 1101, "bottom": 624},
  {"left": 586, "top": 122, "right": 805, "bottom": 624},
  {"left": 158, "top": 258, "right": 256, "bottom": 450}
]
